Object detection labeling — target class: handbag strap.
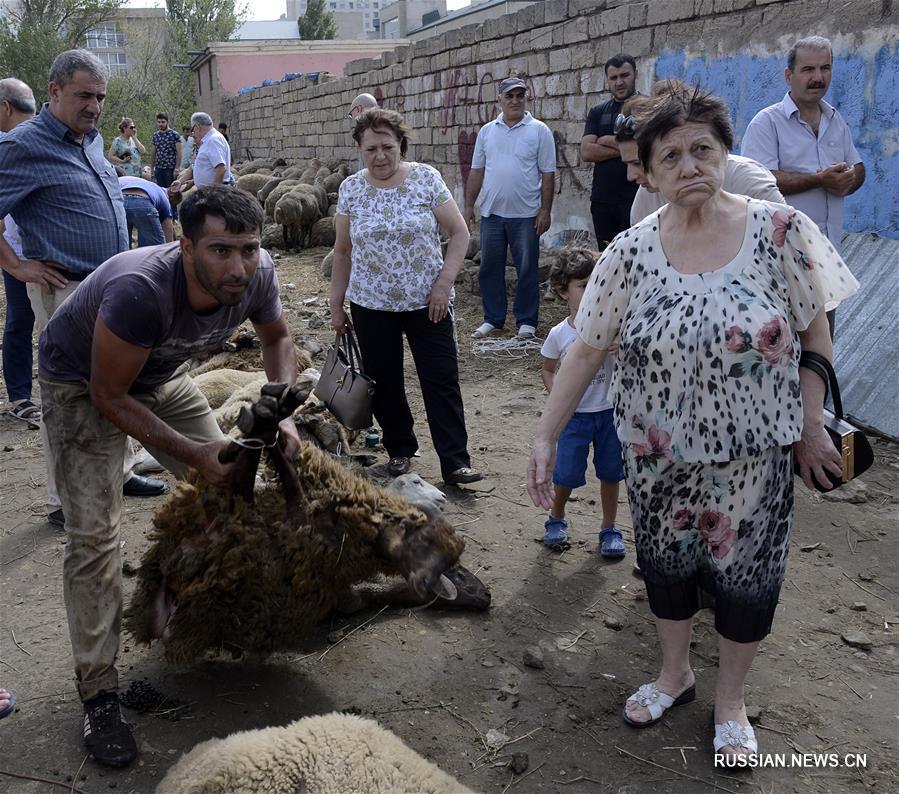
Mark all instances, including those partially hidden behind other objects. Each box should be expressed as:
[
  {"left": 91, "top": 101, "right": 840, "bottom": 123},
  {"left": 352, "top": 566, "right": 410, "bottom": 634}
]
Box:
[
  {"left": 337, "top": 328, "right": 366, "bottom": 376},
  {"left": 799, "top": 350, "right": 843, "bottom": 418}
]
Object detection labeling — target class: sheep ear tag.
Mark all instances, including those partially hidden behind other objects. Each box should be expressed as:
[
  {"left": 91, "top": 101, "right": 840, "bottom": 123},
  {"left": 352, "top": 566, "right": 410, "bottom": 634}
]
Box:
[{"left": 435, "top": 574, "right": 458, "bottom": 601}]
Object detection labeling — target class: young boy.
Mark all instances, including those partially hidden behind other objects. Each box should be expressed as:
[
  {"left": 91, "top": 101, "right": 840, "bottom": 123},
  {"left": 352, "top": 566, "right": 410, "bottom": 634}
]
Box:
[{"left": 540, "top": 247, "right": 625, "bottom": 557}]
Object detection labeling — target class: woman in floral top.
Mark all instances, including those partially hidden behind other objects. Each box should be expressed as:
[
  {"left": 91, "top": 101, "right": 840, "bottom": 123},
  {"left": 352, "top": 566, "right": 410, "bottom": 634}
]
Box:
[
  {"left": 527, "top": 87, "right": 858, "bottom": 760},
  {"left": 330, "top": 109, "right": 482, "bottom": 485}
]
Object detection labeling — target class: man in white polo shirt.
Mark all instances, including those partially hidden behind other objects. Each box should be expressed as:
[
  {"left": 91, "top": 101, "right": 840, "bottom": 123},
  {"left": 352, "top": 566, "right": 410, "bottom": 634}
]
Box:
[
  {"left": 741, "top": 36, "right": 864, "bottom": 253},
  {"left": 174, "top": 111, "right": 233, "bottom": 189},
  {"left": 464, "top": 76, "right": 556, "bottom": 339}
]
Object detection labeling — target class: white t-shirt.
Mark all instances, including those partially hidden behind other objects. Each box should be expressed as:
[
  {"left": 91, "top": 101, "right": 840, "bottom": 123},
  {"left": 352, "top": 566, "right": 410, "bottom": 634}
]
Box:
[
  {"left": 541, "top": 318, "right": 614, "bottom": 413},
  {"left": 630, "top": 154, "right": 784, "bottom": 224}
]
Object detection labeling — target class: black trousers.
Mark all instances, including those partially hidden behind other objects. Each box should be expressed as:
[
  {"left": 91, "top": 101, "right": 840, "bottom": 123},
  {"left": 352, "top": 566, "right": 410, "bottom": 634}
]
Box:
[
  {"left": 590, "top": 201, "right": 632, "bottom": 250},
  {"left": 350, "top": 303, "right": 471, "bottom": 477}
]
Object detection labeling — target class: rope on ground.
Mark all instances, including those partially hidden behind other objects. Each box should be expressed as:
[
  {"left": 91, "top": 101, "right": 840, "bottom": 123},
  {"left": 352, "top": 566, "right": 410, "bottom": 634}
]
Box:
[{"left": 470, "top": 336, "right": 544, "bottom": 359}]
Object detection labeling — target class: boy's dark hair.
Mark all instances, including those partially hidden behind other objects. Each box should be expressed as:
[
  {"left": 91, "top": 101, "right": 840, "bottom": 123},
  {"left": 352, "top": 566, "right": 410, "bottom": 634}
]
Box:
[
  {"left": 156, "top": 112, "right": 168, "bottom": 121},
  {"left": 604, "top": 54, "right": 636, "bottom": 74},
  {"left": 180, "top": 186, "right": 263, "bottom": 243},
  {"left": 549, "top": 246, "right": 598, "bottom": 296}
]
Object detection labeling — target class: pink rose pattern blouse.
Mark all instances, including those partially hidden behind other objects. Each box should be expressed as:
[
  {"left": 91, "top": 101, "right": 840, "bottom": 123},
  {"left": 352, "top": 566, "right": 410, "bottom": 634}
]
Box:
[{"left": 574, "top": 199, "right": 859, "bottom": 643}]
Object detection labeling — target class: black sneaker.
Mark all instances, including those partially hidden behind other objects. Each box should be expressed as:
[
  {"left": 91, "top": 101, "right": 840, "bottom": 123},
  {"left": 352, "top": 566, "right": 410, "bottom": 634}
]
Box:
[{"left": 83, "top": 691, "right": 138, "bottom": 768}]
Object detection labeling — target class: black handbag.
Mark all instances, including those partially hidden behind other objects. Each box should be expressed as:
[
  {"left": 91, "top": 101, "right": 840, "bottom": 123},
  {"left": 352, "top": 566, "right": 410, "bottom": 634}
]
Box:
[
  {"left": 795, "top": 351, "right": 873, "bottom": 492},
  {"left": 313, "top": 329, "right": 376, "bottom": 430}
]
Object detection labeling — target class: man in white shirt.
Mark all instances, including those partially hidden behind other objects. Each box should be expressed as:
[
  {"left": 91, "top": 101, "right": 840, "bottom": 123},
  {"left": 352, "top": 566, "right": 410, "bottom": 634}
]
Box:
[
  {"left": 464, "top": 77, "right": 556, "bottom": 339},
  {"left": 741, "top": 36, "right": 864, "bottom": 252},
  {"left": 174, "top": 112, "right": 233, "bottom": 189}
]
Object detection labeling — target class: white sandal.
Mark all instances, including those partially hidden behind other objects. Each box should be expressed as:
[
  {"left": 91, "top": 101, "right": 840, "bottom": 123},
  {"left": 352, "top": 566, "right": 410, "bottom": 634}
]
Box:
[
  {"left": 471, "top": 322, "right": 496, "bottom": 339},
  {"left": 623, "top": 682, "right": 696, "bottom": 728},
  {"left": 714, "top": 720, "right": 758, "bottom": 755}
]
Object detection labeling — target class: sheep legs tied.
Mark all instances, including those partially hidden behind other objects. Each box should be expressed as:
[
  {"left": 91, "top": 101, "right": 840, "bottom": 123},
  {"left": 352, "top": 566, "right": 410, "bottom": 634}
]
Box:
[{"left": 218, "top": 381, "right": 313, "bottom": 515}]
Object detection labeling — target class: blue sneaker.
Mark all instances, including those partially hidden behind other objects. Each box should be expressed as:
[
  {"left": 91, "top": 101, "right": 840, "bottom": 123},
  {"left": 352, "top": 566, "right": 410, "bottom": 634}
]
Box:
[
  {"left": 599, "top": 526, "right": 626, "bottom": 559},
  {"left": 543, "top": 516, "right": 569, "bottom": 547}
]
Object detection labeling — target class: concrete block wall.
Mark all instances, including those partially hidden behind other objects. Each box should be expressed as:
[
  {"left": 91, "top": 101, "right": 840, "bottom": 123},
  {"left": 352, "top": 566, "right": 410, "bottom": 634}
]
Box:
[{"left": 226, "top": 0, "right": 898, "bottom": 241}]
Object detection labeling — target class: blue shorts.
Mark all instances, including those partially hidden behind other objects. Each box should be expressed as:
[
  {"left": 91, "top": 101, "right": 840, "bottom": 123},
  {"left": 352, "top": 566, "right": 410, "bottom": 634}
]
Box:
[{"left": 553, "top": 409, "right": 624, "bottom": 488}]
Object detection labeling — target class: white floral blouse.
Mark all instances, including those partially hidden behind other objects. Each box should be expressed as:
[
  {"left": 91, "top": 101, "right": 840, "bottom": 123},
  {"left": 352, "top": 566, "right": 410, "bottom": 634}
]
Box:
[
  {"left": 575, "top": 199, "right": 859, "bottom": 464},
  {"left": 337, "top": 162, "right": 453, "bottom": 312}
]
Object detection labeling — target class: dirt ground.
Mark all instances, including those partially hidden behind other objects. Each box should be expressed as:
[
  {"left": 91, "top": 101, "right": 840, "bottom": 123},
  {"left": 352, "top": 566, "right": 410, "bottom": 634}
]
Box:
[{"left": 0, "top": 246, "right": 897, "bottom": 794}]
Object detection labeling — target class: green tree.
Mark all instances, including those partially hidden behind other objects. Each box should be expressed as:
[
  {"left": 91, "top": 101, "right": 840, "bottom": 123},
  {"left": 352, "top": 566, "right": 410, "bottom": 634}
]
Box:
[
  {"left": 297, "top": 0, "right": 338, "bottom": 40},
  {"left": 164, "top": 0, "right": 248, "bottom": 125},
  {"left": 0, "top": 0, "right": 126, "bottom": 104}
]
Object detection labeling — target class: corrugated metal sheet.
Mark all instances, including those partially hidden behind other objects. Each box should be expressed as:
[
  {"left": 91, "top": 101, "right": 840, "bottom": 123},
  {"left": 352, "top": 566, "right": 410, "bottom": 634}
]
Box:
[{"left": 832, "top": 232, "right": 899, "bottom": 440}]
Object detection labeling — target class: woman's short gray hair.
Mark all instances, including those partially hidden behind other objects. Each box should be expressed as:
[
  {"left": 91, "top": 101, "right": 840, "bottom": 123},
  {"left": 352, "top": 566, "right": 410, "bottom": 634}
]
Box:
[
  {"left": 49, "top": 49, "right": 107, "bottom": 87},
  {"left": 191, "top": 112, "right": 214, "bottom": 128},
  {"left": 787, "top": 36, "right": 832, "bottom": 71}
]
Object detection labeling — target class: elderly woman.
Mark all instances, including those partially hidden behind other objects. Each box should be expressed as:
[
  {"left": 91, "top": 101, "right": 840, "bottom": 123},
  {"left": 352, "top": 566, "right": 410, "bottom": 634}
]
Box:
[
  {"left": 107, "top": 117, "right": 145, "bottom": 176},
  {"left": 330, "top": 109, "right": 483, "bottom": 485},
  {"left": 527, "top": 87, "right": 857, "bottom": 758}
]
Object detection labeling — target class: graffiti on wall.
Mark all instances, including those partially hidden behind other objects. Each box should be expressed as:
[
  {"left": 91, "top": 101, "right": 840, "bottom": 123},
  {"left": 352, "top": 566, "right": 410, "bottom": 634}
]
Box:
[{"left": 655, "top": 46, "right": 898, "bottom": 239}]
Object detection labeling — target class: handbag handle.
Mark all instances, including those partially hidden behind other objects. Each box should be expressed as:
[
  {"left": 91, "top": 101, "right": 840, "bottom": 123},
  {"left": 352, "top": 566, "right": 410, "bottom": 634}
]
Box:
[
  {"left": 799, "top": 350, "right": 843, "bottom": 418},
  {"left": 337, "top": 328, "right": 366, "bottom": 376}
]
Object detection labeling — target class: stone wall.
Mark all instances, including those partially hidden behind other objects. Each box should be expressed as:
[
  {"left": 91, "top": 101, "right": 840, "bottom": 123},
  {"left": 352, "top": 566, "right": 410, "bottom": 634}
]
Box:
[{"left": 225, "top": 0, "right": 899, "bottom": 242}]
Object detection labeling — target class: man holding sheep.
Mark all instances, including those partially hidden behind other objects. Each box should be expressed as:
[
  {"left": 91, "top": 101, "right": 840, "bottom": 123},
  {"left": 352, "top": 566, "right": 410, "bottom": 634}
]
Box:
[{"left": 38, "top": 186, "right": 301, "bottom": 767}]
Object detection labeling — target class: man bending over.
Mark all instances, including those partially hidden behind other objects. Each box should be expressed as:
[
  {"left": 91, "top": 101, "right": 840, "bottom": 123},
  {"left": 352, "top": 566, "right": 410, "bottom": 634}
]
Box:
[{"left": 38, "top": 185, "right": 300, "bottom": 767}]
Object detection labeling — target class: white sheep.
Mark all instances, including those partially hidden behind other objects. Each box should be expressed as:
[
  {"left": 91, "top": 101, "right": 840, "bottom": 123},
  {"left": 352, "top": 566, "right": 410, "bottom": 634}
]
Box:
[
  {"left": 386, "top": 472, "right": 447, "bottom": 517},
  {"left": 156, "top": 712, "right": 473, "bottom": 794}
]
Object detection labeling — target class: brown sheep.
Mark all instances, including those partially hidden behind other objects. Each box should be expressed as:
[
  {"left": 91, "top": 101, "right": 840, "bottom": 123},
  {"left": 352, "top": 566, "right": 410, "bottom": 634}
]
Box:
[
  {"left": 320, "top": 163, "right": 348, "bottom": 194},
  {"left": 264, "top": 179, "right": 300, "bottom": 219},
  {"left": 313, "top": 165, "right": 331, "bottom": 182},
  {"left": 235, "top": 158, "right": 268, "bottom": 176},
  {"left": 256, "top": 175, "right": 289, "bottom": 207},
  {"left": 274, "top": 189, "right": 322, "bottom": 249},
  {"left": 123, "top": 442, "right": 470, "bottom": 661},
  {"left": 310, "top": 216, "right": 336, "bottom": 247},
  {"left": 234, "top": 172, "right": 271, "bottom": 198},
  {"left": 291, "top": 182, "right": 328, "bottom": 216}
]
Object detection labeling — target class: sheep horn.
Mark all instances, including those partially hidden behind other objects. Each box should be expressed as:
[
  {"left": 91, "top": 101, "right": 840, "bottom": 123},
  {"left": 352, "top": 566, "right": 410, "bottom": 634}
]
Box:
[{"left": 433, "top": 574, "right": 458, "bottom": 602}]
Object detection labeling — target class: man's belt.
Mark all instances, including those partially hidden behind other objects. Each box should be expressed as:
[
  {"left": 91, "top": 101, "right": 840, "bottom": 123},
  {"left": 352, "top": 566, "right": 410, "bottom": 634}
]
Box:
[
  {"left": 59, "top": 268, "right": 91, "bottom": 282},
  {"left": 122, "top": 188, "right": 150, "bottom": 197}
]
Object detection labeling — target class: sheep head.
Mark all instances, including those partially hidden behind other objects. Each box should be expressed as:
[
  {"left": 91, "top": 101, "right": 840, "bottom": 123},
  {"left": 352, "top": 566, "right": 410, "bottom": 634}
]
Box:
[{"left": 374, "top": 510, "right": 464, "bottom": 602}]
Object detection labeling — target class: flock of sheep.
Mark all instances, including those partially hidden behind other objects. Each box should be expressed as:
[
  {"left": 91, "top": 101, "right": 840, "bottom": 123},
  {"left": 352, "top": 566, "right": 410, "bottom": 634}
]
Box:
[{"left": 232, "top": 158, "right": 346, "bottom": 251}]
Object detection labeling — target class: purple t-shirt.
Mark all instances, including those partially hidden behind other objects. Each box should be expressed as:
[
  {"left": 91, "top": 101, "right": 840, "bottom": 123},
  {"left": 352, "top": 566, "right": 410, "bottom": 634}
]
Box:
[{"left": 39, "top": 242, "right": 282, "bottom": 392}]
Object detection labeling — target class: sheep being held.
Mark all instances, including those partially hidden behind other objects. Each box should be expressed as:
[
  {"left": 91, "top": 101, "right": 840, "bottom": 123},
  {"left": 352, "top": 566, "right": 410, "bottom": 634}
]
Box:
[{"left": 124, "top": 440, "right": 489, "bottom": 662}]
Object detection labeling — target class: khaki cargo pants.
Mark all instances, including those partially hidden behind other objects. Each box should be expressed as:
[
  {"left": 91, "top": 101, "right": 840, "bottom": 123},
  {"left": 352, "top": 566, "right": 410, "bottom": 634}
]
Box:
[{"left": 39, "top": 370, "right": 223, "bottom": 702}]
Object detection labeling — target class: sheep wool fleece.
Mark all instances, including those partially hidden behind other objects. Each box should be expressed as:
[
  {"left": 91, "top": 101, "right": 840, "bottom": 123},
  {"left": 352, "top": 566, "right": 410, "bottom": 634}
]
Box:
[{"left": 156, "top": 712, "right": 474, "bottom": 794}]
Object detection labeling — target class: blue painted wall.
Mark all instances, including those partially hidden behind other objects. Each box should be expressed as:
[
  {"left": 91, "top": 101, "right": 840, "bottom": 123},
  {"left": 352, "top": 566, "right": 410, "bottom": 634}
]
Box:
[{"left": 654, "top": 46, "right": 899, "bottom": 239}]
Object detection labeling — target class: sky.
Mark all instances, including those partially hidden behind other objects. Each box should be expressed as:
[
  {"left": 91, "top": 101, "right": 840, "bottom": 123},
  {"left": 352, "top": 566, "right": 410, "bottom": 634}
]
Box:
[{"left": 132, "top": 1, "right": 472, "bottom": 21}]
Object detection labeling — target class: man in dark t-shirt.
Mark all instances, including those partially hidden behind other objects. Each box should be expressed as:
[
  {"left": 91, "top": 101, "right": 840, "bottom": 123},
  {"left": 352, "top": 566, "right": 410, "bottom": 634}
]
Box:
[
  {"left": 38, "top": 186, "right": 301, "bottom": 768},
  {"left": 581, "top": 54, "right": 640, "bottom": 249}
]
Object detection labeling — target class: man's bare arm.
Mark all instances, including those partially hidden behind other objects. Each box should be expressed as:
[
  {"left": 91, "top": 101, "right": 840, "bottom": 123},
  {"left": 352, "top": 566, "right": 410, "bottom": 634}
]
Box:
[
  {"left": 89, "top": 317, "right": 232, "bottom": 484},
  {"left": 464, "top": 167, "right": 485, "bottom": 229},
  {"left": 580, "top": 134, "right": 620, "bottom": 163}
]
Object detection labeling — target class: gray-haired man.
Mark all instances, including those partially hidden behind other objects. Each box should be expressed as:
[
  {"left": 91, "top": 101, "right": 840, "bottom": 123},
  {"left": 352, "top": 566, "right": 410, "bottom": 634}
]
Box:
[{"left": 175, "top": 112, "right": 232, "bottom": 189}]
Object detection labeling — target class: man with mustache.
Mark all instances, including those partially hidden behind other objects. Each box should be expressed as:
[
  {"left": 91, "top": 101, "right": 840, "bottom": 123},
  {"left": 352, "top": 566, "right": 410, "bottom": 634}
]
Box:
[
  {"left": 37, "top": 186, "right": 301, "bottom": 767},
  {"left": 741, "top": 36, "right": 864, "bottom": 332}
]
